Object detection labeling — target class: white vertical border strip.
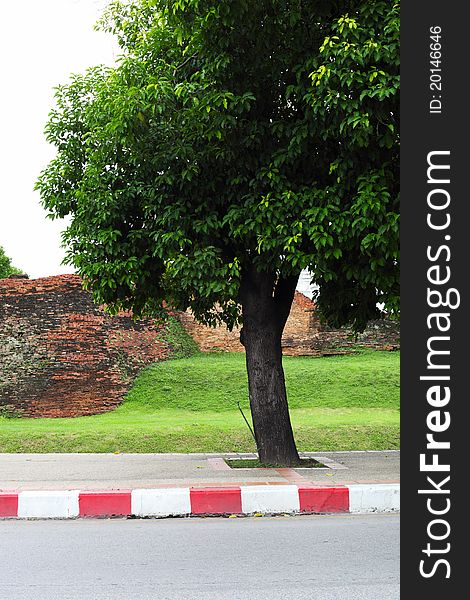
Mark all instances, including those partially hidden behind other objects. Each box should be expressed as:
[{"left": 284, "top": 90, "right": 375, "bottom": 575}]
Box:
[
  {"left": 348, "top": 484, "right": 400, "bottom": 513},
  {"left": 131, "top": 488, "right": 191, "bottom": 517},
  {"left": 17, "top": 490, "right": 80, "bottom": 518}
]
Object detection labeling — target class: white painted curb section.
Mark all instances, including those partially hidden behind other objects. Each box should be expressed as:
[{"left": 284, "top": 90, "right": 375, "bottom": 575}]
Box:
[
  {"left": 131, "top": 488, "right": 191, "bottom": 517},
  {"left": 17, "top": 490, "right": 80, "bottom": 519},
  {"left": 348, "top": 484, "right": 400, "bottom": 513},
  {"left": 6, "top": 484, "right": 400, "bottom": 519},
  {"left": 240, "top": 485, "right": 300, "bottom": 514}
]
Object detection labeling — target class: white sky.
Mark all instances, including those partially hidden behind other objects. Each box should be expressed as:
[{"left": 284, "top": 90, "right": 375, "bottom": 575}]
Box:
[{"left": 0, "top": 0, "right": 117, "bottom": 279}]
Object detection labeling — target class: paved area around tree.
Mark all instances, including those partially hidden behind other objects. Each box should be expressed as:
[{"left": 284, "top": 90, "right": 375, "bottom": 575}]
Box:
[{"left": 0, "top": 450, "right": 399, "bottom": 491}]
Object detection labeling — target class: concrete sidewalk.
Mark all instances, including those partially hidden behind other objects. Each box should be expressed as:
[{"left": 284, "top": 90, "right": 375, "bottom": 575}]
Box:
[
  {"left": 0, "top": 450, "right": 399, "bottom": 491},
  {"left": 0, "top": 451, "right": 399, "bottom": 518}
]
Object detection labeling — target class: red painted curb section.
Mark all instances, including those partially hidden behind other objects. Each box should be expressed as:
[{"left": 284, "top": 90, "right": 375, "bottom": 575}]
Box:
[
  {"left": 1, "top": 486, "right": 355, "bottom": 518},
  {"left": 298, "top": 487, "right": 349, "bottom": 513},
  {"left": 190, "top": 487, "right": 242, "bottom": 515},
  {"left": 79, "top": 491, "right": 132, "bottom": 517},
  {"left": 0, "top": 493, "right": 18, "bottom": 517}
]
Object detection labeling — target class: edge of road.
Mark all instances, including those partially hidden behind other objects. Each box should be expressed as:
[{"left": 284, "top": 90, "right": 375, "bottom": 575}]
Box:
[{"left": 0, "top": 483, "right": 400, "bottom": 519}]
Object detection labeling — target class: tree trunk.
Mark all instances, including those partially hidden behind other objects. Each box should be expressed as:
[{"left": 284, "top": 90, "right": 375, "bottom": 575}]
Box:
[{"left": 239, "top": 268, "right": 301, "bottom": 466}]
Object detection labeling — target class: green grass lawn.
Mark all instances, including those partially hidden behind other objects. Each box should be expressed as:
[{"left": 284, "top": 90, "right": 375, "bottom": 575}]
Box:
[{"left": 0, "top": 350, "right": 399, "bottom": 453}]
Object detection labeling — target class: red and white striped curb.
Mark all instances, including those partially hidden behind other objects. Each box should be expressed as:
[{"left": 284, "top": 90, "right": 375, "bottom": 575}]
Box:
[{"left": 0, "top": 484, "right": 399, "bottom": 519}]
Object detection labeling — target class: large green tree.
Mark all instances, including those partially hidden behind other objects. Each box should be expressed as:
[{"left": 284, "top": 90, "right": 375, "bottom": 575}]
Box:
[
  {"left": 0, "top": 246, "right": 22, "bottom": 279},
  {"left": 37, "top": 0, "right": 399, "bottom": 465}
]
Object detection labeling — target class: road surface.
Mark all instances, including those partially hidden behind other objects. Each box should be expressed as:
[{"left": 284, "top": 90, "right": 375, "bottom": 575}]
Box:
[{"left": 0, "top": 514, "right": 399, "bottom": 599}]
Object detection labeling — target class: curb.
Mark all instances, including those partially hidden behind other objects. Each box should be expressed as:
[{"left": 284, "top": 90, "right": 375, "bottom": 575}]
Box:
[{"left": 0, "top": 484, "right": 399, "bottom": 519}]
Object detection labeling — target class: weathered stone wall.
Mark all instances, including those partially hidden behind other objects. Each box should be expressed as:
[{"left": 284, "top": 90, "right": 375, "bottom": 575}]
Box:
[
  {"left": 177, "top": 291, "right": 400, "bottom": 356},
  {"left": 0, "top": 275, "right": 172, "bottom": 418},
  {"left": 0, "top": 275, "right": 399, "bottom": 419}
]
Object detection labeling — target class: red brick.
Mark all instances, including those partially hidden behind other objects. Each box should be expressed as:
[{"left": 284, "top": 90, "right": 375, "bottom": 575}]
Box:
[
  {"left": 0, "top": 275, "right": 171, "bottom": 418},
  {"left": 177, "top": 291, "right": 399, "bottom": 356}
]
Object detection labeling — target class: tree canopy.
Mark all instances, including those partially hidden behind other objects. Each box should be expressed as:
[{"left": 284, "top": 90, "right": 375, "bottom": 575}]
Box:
[
  {"left": 0, "top": 246, "right": 22, "bottom": 279},
  {"left": 36, "top": 0, "right": 400, "bottom": 465},
  {"left": 37, "top": 0, "right": 399, "bottom": 331}
]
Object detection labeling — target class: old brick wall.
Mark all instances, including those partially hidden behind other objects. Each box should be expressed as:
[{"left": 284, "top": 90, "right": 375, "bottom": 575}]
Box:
[
  {"left": 0, "top": 275, "right": 399, "bottom": 419},
  {"left": 0, "top": 275, "right": 172, "bottom": 418},
  {"left": 177, "top": 291, "right": 400, "bottom": 356}
]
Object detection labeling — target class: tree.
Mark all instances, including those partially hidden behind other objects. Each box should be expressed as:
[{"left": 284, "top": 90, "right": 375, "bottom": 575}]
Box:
[
  {"left": 36, "top": 0, "right": 399, "bottom": 466},
  {"left": 0, "top": 246, "right": 22, "bottom": 279}
]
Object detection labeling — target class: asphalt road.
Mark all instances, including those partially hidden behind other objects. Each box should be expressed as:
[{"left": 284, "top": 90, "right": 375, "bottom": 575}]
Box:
[{"left": 0, "top": 514, "right": 399, "bottom": 600}]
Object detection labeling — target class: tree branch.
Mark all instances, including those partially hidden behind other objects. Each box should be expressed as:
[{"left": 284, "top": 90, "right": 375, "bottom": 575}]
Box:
[
  {"left": 274, "top": 273, "right": 300, "bottom": 332},
  {"left": 173, "top": 53, "right": 197, "bottom": 76}
]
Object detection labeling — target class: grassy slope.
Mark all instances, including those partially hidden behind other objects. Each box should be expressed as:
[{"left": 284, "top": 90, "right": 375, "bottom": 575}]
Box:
[{"left": 0, "top": 350, "right": 399, "bottom": 452}]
